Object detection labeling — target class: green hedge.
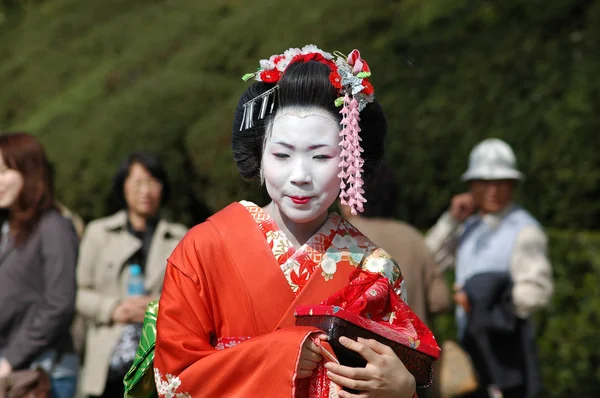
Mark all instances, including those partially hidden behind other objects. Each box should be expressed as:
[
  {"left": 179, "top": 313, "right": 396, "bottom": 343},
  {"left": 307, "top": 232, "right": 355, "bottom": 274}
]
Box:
[
  {"left": 431, "top": 229, "right": 600, "bottom": 397},
  {"left": 1, "top": 1, "right": 600, "bottom": 229}
]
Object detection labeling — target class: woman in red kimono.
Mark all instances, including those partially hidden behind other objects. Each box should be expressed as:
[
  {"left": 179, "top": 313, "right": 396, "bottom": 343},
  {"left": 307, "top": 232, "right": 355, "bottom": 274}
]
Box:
[{"left": 154, "top": 45, "right": 419, "bottom": 398}]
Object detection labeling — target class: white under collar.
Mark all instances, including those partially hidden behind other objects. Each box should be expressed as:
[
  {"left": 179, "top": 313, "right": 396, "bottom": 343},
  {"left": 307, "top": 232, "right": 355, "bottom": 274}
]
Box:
[{"left": 480, "top": 203, "right": 516, "bottom": 229}]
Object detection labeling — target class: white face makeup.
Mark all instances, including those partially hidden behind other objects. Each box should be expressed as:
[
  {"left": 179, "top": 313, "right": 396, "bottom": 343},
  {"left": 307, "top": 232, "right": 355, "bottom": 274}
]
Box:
[{"left": 262, "top": 108, "right": 341, "bottom": 225}]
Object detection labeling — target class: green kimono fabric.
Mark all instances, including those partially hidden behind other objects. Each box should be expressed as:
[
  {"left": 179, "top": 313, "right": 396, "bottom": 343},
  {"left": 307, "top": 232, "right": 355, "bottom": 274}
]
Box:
[{"left": 123, "top": 300, "right": 159, "bottom": 398}]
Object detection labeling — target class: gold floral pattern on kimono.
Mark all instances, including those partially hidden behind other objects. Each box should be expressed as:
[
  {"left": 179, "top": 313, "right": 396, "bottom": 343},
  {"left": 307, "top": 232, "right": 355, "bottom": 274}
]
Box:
[{"left": 240, "top": 201, "right": 406, "bottom": 299}]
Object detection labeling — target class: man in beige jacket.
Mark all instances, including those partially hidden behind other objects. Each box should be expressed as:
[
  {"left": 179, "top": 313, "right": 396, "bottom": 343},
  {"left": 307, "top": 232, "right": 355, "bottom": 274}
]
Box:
[{"left": 425, "top": 138, "right": 553, "bottom": 398}]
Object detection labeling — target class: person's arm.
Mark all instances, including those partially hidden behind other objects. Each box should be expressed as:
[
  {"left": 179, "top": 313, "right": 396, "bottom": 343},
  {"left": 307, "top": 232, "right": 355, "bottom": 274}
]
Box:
[
  {"left": 421, "top": 242, "right": 451, "bottom": 315},
  {"left": 3, "top": 214, "right": 78, "bottom": 369},
  {"left": 75, "top": 223, "right": 121, "bottom": 325},
  {"left": 424, "top": 212, "right": 463, "bottom": 271},
  {"left": 510, "top": 225, "right": 554, "bottom": 318},
  {"left": 154, "top": 262, "right": 319, "bottom": 397}
]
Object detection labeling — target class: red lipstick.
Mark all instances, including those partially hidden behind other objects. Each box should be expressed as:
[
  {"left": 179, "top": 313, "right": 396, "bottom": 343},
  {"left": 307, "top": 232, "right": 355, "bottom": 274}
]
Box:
[{"left": 289, "top": 196, "right": 312, "bottom": 204}]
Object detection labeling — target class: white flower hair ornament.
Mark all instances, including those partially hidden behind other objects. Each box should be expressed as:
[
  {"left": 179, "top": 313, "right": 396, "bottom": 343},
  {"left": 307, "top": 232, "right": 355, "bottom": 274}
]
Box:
[{"left": 241, "top": 44, "right": 376, "bottom": 216}]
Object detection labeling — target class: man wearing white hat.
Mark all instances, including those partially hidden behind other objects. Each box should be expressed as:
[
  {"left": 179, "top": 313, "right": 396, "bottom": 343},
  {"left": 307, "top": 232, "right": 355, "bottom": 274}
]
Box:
[{"left": 426, "top": 138, "right": 553, "bottom": 398}]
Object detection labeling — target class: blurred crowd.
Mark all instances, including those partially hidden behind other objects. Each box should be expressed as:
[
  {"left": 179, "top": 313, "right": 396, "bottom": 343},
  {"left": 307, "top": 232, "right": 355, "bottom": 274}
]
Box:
[{"left": 0, "top": 132, "right": 552, "bottom": 398}]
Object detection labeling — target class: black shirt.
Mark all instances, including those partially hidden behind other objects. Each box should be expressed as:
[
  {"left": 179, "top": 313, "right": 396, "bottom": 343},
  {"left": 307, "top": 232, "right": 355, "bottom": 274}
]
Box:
[{"left": 126, "top": 217, "right": 158, "bottom": 273}]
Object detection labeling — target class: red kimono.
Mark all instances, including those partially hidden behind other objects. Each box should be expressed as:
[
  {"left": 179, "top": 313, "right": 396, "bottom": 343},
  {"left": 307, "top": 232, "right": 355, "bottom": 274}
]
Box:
[{"left": 154, "top": 201, "right": 406, "bottom": 397}]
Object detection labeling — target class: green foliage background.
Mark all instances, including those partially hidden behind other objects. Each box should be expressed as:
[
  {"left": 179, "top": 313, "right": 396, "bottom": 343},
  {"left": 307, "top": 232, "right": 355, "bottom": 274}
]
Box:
[{"left": 1, "top": 0, "right": 599, "bottom": 396}]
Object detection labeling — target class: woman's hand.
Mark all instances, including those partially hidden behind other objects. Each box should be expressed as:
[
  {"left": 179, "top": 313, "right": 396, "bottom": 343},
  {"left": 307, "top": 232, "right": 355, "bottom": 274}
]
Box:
[
  {"left": 325, "top": 336, "right": 416, "bottom": 398},
  {"left": 296, "top": 334, "right": 327, "bottom": 379},
  {"left": 0, "top": 357, "right": 13, "bottom": 378},
  {"left": 112, "top": 295, "right": 155, "bottom": 324}
]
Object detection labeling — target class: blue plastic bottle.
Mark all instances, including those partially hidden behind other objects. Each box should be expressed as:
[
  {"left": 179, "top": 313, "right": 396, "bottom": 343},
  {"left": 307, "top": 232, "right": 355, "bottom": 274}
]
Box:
[{"left": 127, "top": 264, "right": 145, "bottom": 296}]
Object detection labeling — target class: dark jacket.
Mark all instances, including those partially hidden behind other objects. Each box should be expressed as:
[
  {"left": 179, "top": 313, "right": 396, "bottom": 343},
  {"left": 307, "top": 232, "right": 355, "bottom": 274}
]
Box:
[
  {"left": 0, "top": 209, "right": 79, "bottom": 369},
  {"left": 462, "top": 271, "right": 542, "bottom": 398}
]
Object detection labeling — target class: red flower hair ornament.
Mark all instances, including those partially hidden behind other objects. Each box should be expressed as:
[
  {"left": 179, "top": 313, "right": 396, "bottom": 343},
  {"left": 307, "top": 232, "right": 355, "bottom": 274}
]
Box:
[{"left": 241, "top": 45, "right": 376, "bottom": 216}]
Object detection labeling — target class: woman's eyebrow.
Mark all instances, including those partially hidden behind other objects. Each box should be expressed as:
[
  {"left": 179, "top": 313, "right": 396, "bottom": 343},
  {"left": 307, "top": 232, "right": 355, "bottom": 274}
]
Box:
[{"left": 272, "top": 142, "right": 330, "bottom": 150}]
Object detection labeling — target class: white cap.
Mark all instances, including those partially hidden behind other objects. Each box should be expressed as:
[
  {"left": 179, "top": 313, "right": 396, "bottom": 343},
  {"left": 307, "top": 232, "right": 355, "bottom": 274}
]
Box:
[{"left": 461, "top": 138, "right": 524, "bottom": 182}]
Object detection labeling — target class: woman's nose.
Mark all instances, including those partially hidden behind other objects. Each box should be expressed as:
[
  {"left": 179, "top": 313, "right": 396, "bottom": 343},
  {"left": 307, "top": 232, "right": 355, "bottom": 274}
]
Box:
[{"left": 290, "top": 160, "right": 312, "bottom": 186}]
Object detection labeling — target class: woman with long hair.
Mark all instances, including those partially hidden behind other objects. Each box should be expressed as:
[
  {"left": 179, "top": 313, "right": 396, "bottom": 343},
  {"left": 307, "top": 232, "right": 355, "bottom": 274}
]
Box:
[{"left": 0, "top": 132, "right": 79, "bottom": 398}]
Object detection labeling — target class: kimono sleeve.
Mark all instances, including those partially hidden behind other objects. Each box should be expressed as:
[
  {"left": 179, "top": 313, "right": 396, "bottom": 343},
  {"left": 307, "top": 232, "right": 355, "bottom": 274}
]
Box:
[
  {"left": 361, "top": 247, "right": 408, "bottom": 302},
  {"left": 154, "top": 236, "right": 318, "bottom": 398}
]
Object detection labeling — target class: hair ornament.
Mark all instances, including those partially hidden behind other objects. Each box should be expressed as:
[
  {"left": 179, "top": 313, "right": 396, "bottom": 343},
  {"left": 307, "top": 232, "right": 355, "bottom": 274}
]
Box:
[
  {"left": 240, "top": 85, "right": 278, "bottom": 131},
  {"left": 241, "top": 45, "right": 376, "bottom": 215},
  {"left": 338, "top": 94, "right": 366, "bottom": 215}
]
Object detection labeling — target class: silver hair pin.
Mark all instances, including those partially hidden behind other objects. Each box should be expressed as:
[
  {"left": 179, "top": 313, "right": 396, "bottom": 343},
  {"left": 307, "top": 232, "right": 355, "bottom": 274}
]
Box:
[
  {"left": 240, "top": 106, "right": 247, "bottom": 131},
  {"left": 249, "top": 101, "right": 255, "bottom": 128},
  {"left": 259, "top": 95, "right": 268, "bottom": 120},
  {"left": 240, "top": 85, "right": 279, "bottom": 131}
]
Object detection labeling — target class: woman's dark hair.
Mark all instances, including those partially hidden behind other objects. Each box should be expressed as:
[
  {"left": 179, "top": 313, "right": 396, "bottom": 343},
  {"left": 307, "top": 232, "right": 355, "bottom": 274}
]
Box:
[
  {"left": 109, "top": 152, "right": 171, "bottom": 211},
  {"left": 361, "top": 162, "right": 398, "bottom": 219},
  {"left": 0, "top": 132, "right": 55, "bottom": 246},
  {"left": 232, "top": 59, "right": 387, "bottom": 180}
]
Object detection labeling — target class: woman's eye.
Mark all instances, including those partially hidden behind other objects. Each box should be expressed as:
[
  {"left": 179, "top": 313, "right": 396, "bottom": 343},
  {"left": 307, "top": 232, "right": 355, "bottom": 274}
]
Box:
[
  {"left": 313, "top": 155, "right": 331, "bottom": 161},
  {"left": 273, "top": 153, "right": 289, "bottom": 159}
]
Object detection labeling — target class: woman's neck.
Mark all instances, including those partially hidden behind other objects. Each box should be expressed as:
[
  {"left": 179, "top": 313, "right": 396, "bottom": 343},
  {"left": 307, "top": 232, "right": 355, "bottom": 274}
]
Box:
[
  {"left": 264, "top": 202, "right": 328, "bottom": 249},
  {"left": 128, "top": 210, "right": 150, "bottom": 232}
]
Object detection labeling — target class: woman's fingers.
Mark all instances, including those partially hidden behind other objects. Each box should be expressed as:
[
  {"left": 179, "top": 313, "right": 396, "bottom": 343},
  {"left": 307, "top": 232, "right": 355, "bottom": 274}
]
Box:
[
  {"left": 337, "top": 390, "right": 369, "bottom": 398},
  {"left": 296, "top": 369, "right": 314, "bottom": 379},
  {"left": 326, "top": 369, "right": 371, "bottom": 391},
  {"left": 305, "top": 338, "right": 323, "bottom": 355},
  {"left": 358, "top": 337, "right": 395, "bottom": 357},
  {"left": 324, "top": 362, "right": 370, "bottom": 380},
  {"left": 297, "top": 355, "right": 320, "bottom": 379},
  {"left": 339, "top": 336, "right": 378, "bottom": 363},
  {"left": 298, "top": 358, "right": 319, "bottom": 371},
  {"left": 296, "top": 334, "right": 329, "bottom": 380},
  {"left": 301, "top": 346, "right": 323, "bottom": 363}
]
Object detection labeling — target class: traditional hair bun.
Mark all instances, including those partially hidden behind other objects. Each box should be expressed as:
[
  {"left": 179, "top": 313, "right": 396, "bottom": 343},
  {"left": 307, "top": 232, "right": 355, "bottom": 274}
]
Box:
[{"left": 232, "top": 46, "right": 387, "bottom": 213}]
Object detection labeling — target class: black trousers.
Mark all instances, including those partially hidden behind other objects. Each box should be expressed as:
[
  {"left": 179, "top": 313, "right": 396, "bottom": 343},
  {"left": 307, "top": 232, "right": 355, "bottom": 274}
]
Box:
[{"left": 89, "top": 377, "right": 124, "bottom": 398}]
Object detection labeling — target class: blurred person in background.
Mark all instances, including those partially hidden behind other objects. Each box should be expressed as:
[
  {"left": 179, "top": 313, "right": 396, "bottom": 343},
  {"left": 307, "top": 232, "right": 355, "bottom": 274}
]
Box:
[
  {"left": 341, "top": 163, "right": 450, "bottom": 398},
  {"left": 75, "top": 152, "right": 187, "bottom": 398},
  {"left": 56, "top": 203, "right": 84, "bottom": 239},
  {"left": 341, "top": 163, "right": 451, "bottom": 326},
  {"left": 56, "top": 201, "right": 89, "bottom": 378},
  {"left": 0, "top": 132, "right": 79, "bottom": 398},
  {"left": 425, "top": 138, "right": 554, "bottom": 398}
]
